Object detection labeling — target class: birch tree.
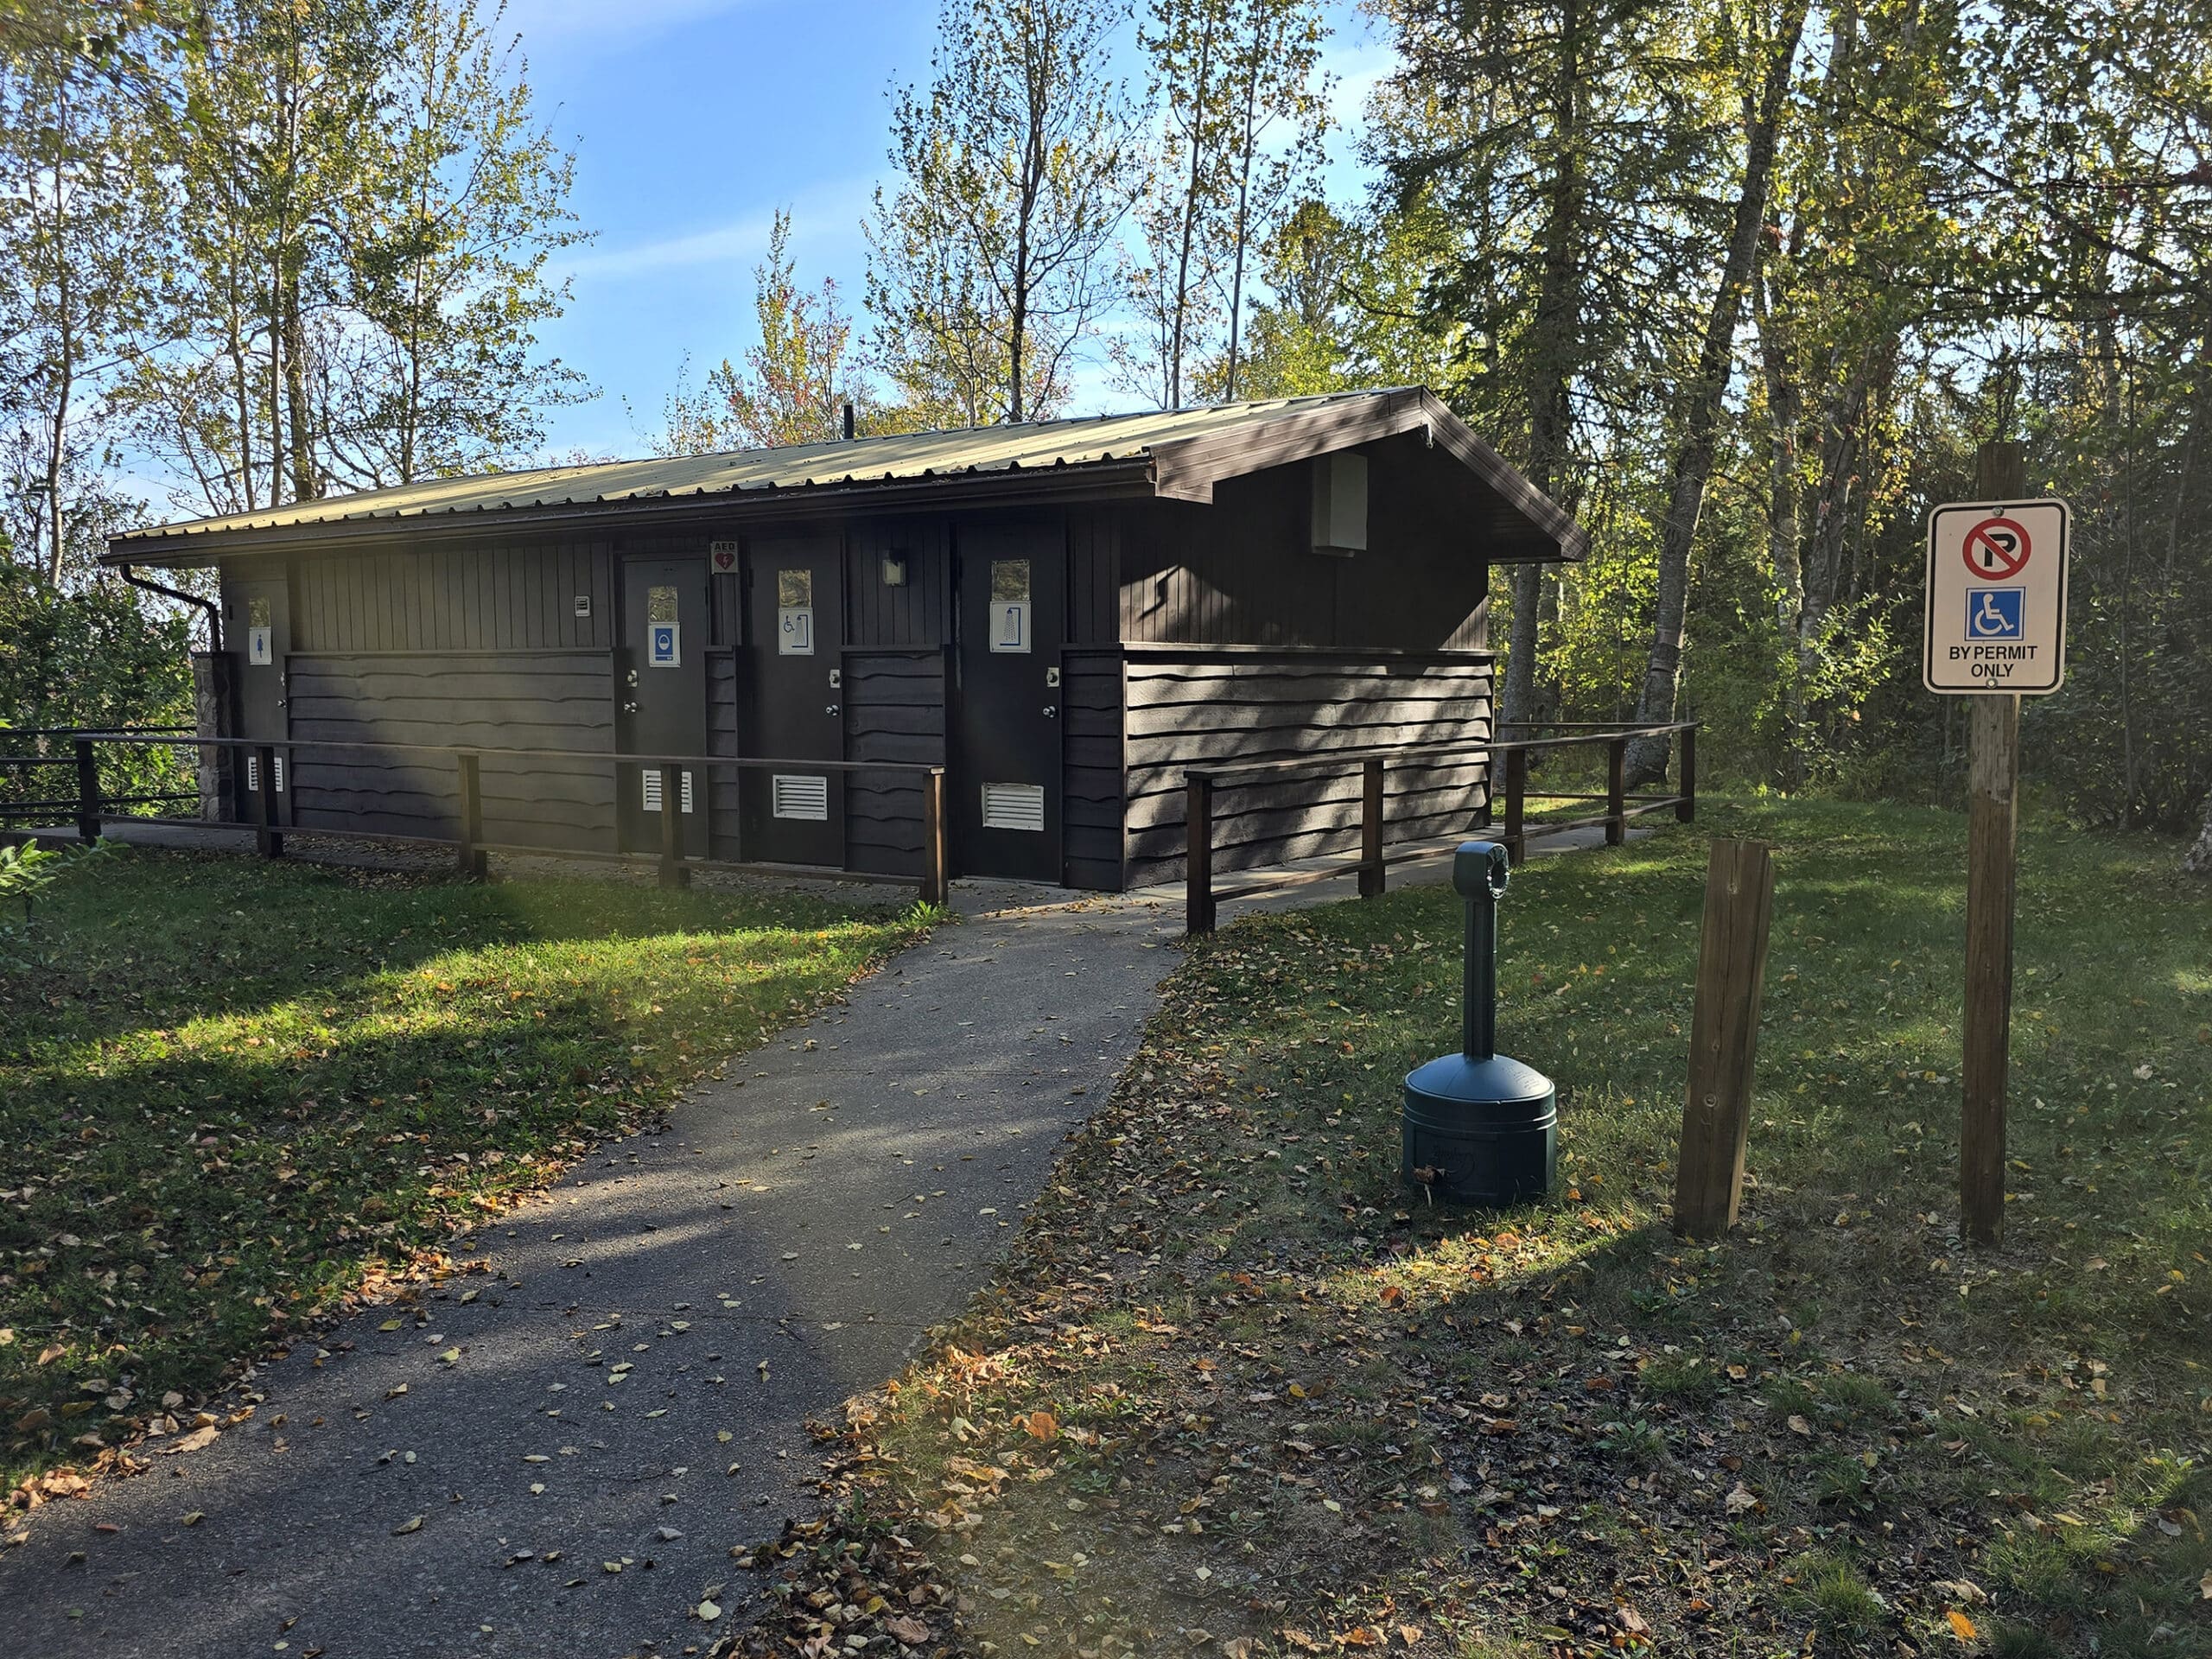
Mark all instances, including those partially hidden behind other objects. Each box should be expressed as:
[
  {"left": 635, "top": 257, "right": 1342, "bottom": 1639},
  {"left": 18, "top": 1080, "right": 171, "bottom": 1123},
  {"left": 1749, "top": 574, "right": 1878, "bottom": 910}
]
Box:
[{"left": 868, "top": 0, "right": 1138, "bottom": 426}]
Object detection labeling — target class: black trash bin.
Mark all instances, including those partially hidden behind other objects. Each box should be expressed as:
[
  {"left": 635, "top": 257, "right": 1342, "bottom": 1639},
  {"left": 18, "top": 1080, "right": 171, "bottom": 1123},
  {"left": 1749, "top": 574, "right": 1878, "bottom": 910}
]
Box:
[{"left": 1402, "top": 840, "right": 1556, "bottom": 1206}]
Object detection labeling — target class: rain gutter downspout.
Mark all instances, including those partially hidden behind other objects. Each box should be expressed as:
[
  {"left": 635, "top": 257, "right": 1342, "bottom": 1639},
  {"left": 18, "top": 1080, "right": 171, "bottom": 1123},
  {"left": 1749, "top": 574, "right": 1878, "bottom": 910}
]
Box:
[{"left": 118, "top": 563, "right": 223, "bottom": 652}]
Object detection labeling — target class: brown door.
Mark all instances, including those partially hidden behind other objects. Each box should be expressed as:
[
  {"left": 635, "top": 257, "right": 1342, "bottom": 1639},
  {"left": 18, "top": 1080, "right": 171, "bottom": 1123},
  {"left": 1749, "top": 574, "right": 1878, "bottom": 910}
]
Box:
[
  {"left": 230, "top": 576, "right": 291, "bottom": 824},
  {"left": 953, "top": 519, "right": 1064, "bottom": 883},
  {"left": 616, "top": 556, "right": 709, "bottom": 855},
  {"left": 741, "top": 532, "right": 845, "bottom": 866}
]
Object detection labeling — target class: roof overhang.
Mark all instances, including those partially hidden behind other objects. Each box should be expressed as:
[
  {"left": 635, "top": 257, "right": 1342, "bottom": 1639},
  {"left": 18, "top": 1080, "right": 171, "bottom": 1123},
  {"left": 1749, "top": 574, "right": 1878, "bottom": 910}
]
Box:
[
  {"left": 103, "top": 388, "right": 1586, "bottom": 569},
  {"left": 1148, "top": 386, "right": 1587, "bottom": 563}
]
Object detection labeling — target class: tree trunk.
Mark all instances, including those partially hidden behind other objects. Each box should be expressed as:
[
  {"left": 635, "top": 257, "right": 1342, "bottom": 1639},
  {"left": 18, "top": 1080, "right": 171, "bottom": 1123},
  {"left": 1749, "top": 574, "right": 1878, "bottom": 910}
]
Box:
[
  {"left": 1625, "top": 0, "right": 1808, "bottom": 788},
  {"left": 1166, "top": 0, "right": 1220, "bottom": 410},
  {"left": 1754, "top": 262, "right": 1807, "bottom": 776},
  {"left": 2186, "top": 789, "right": 2212, "bottom": 876},
  {"left": 1502, "top": 0, "right": 1586, "bottom": 728}
]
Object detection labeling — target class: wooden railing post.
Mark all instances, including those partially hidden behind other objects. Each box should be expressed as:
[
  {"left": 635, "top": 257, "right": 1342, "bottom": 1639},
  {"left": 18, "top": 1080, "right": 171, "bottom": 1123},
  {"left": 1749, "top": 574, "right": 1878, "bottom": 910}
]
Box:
[
  {"left": 1503, "top": 746, "right": 1527, "bottom": 864},
  {"left": 73, "top": 737, "right": 101, "bottom": 843},
  {"left": 1357, "top": 758, "right": 1385, "bottom": 899},
  {"left": 1185, "top": 772, "right": 1215, "bottom": 935},
  {"left": 1677, "top": 725, "right": 1697, "bottom": 823},
  {"left": 455, "top": 752, "right": 486, "bottom": 880},
  {"left": 1674, "top": 839, "right": 1777, "bottom": 1238},
  {"left": 1606, "top": 737, "right": 1627, "bottom": 846},
  {"left": 919, "top": 768, "right": 948, "bottom": 906},
  {"left": 658, "top": 762, "right": 688, "bottom": 889},
  {"left": 253, "top": 744, "right": 283, "bottom": 859}
]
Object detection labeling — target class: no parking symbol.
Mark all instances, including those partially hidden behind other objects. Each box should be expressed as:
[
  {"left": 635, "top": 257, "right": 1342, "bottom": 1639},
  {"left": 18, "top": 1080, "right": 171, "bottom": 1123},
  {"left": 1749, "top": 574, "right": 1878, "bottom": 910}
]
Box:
[{"left": 1923, "top": 499, "right": 2069, "bottom": 696}]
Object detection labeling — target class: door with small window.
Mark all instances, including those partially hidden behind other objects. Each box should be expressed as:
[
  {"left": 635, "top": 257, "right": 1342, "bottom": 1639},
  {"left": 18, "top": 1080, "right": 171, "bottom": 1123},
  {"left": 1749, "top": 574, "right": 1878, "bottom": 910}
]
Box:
[
  {"left": 616, "top": 557, "right": 709, "bottom": 855},
  {"left": 953, "top": 520, "right": 1064, "bottom": 882},
  {"left": 741, "top": 534, "right": 845, "bottom": 866},
  {"left": 228, "top": 577, "right": 291, "bottom": 824}
]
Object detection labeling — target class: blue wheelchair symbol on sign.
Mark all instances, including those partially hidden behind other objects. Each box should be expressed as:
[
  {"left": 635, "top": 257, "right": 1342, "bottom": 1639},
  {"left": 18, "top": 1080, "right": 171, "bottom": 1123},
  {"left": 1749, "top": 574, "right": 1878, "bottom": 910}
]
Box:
[
  {"left": 1966, "top": 588, "right": 2024, "bottom": 640},
  {"left": 649, "top": 623, "right": 680, "bottom": 667}
]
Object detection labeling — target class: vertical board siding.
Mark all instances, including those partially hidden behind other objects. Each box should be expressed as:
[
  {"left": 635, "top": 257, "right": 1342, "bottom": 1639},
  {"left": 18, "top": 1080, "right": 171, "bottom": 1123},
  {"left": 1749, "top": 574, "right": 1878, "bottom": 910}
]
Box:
[
  {"left": 1116, "top": 432, "right": 1491, "bottom": 652},
  {"left": 293, "top": 543, "right": 616, "bottom": 653},
  {"left": 846, "top": 518, "right": 950, "bottom": 648},
  {"left": 1061, "top": 647, "right": 1124, "bottom": 890},
  {"left": 285, "top": 651, "right": 616, "bottom": 851},
  {"left": 1121, "top": 647, "right": 1496, "bottom": 887},
  {"left": 842, "top": 648, "right": 945, "bottom": 876}
]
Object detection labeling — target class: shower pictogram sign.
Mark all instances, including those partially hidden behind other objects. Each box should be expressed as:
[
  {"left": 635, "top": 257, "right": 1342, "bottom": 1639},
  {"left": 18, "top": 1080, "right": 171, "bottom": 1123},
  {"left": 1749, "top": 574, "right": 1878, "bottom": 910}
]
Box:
[{"left": 1923, "top": 499, "right": 2069, "bottom": 696}]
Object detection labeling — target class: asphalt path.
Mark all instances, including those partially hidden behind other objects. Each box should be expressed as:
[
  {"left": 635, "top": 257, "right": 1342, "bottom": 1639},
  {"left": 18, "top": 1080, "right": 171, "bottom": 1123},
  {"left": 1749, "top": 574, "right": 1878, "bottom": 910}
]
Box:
[{"left": 0, "top": 883, "right": 1179, "bottom": 1659}]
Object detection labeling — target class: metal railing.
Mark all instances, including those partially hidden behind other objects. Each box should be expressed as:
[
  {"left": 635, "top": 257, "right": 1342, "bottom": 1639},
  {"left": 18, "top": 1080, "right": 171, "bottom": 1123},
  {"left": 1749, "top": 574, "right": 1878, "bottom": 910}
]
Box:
[
  {"left": 0, "top": 726, "right": 201, "bottom": 821},
  {"left": 1185, "top": 721, "right": 1696, "bottom": 934},
  {"left": 11, "top": 731, "right": 949, "bottom": 905}
]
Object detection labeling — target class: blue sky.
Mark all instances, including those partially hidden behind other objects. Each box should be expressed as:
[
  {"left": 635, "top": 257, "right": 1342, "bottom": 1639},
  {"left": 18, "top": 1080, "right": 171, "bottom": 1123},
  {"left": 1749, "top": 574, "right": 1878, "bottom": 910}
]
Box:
[{"left": 505, "top": 0, "right": 1392, "bottom": 461}]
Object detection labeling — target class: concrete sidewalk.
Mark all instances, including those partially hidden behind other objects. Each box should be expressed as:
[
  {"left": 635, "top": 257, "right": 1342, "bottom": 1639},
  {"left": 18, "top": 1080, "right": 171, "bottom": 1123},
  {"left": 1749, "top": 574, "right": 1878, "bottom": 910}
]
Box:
[{"left": 0, "top": 881, "right": 1179, "bottom": 1659}]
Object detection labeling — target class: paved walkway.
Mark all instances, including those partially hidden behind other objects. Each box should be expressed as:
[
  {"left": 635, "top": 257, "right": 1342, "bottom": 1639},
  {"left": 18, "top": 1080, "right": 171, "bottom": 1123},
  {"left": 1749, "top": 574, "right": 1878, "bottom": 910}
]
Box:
[
  {"left": 0, "top": 880, "right": 1179, "bottom": 1659},
  {"left": 0, "top": 822, "right": 1647, "bottom": 1658}
]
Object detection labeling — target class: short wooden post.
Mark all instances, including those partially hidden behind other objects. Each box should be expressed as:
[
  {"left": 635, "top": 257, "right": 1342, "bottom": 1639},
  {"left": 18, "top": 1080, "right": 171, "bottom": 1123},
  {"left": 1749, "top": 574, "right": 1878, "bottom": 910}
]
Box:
[
  {"left": 73, "top": 737, "right": 101, "bottom": 842},
  {"left": 1676, "top": 725, "right": 1698, "bottom": 823},
  {"left": 658, "top": 762, "right": 688, "bottom": 889},
  {"left": 1357, "top": 758, "right": 1385, "bottom": 899},
  {"left": 919, "top": 768, "right": 948, "bottom": 907},
  {"left": 1503, "top": 746, "right": 1528, "bottom": 863},
  {"left": 253, "top": 743, "right": 283, "bottom": 859},
  {"left": 1185, "top": 772, "right": 1215, "bottom": 935},
  {"left": 1606, "top": 737, "right": 1627, "bottom": 846},
  {"left": 1673, "top": 838, "right": 1777, "bottom": 1239},
  {"left": 455, "top": 752, "right": 486, "bottom": 880},
  {"left": 1961, "top": 438, "right": 2025, "bottom": 1247}
]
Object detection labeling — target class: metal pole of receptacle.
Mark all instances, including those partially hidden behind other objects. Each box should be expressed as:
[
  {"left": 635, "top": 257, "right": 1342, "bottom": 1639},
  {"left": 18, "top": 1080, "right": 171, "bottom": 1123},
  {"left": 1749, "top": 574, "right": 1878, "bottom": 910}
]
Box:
[{"left": 1465, "top": 861, "right": 1497, "bottom": 1060}]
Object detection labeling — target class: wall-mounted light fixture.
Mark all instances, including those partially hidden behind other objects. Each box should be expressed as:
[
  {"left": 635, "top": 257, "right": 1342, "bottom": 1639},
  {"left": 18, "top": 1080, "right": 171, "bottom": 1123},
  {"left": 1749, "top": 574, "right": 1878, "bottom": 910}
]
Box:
[{"left": 880, "top": 550, "right": 909, "bottom": 588}]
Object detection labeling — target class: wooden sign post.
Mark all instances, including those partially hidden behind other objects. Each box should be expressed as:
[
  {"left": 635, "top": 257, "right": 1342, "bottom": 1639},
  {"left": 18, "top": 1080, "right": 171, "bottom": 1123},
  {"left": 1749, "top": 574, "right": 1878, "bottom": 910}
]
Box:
[
  {"left": 1925, "top": 442, "right": 2068, "bottom": 1246},
  {"left": 1674, "top": 838, "right": 1777, "bottom": 1239}
]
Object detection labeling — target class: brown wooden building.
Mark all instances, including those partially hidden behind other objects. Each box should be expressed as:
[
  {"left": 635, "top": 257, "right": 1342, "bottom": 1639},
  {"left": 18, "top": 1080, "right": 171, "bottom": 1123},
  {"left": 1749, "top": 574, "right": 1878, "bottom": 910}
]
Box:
[{"left": 103, "top": 388, "right": 1586, "bottom": 890}]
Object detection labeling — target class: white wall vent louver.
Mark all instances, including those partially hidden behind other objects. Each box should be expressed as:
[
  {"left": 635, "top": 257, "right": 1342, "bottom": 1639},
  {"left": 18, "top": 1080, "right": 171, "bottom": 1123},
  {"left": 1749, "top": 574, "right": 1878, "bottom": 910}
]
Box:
[
  {"left": 981, "top": 782, "right": 1046, "bottom": 832},
  {"left": 641, "top": 768, "right": 694, "bottom": 813},
  {"left": 772, "top": 773, "right": 830, "bottom": 821}
]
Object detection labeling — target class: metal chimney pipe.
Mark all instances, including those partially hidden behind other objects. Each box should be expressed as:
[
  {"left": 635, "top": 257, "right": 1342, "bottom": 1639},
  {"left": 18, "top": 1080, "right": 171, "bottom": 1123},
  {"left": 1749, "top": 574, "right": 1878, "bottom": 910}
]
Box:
[{"left": 842, "top": 402, "right": 856, "bottom": 440}]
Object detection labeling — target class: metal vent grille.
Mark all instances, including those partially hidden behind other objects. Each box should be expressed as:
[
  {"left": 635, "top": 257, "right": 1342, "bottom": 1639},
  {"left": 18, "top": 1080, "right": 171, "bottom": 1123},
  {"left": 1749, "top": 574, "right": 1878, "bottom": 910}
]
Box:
[
  {"left": 273, "top": 753, "right": 285, "bottom": 793},
  {"left": 641, "top": 768, "right": 694, "bottom": 813},
  {"left": 245, "top": 754, "right": 257, "bottom": 791},
  {"left": 981, "top": 782, "right": 1046, "bottom": 832},
  {"left": 772, "top": 773, "right": 830, "bottom": 821}
]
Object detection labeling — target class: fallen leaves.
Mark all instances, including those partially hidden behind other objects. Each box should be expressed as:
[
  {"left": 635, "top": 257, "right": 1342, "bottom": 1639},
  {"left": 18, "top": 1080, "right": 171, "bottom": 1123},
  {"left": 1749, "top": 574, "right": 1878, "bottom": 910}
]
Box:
[{"left": 391, "top": 1516, "right": 422, "bottom": 1536}]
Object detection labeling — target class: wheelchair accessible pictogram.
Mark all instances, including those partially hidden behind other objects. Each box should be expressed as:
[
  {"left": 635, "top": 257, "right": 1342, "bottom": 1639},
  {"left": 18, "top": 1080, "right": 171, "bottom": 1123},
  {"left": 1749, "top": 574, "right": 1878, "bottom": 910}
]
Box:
[{"left": 1966, "top": 588, "right": 2024, "bottom": 640}]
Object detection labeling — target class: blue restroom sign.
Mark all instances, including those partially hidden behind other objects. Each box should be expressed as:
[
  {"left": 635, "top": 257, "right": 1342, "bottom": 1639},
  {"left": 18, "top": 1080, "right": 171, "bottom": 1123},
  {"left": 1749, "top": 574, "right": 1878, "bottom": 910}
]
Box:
[
  {"left": 649, "top": 622, "right": 680, "bottom": 668},
  {"left": 1923, "top": 499, "right": 2068, "bottom": 696}
]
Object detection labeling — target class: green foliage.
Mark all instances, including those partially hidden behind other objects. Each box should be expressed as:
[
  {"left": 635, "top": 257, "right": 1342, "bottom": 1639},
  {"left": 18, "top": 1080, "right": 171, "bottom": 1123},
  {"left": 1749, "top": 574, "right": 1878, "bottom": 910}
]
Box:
[
  {"left": 0, "top": 848, "right": 929, "bottom": 1490},
  {"left": 0, "top": 842, "right": 60, "bottom": 908}
]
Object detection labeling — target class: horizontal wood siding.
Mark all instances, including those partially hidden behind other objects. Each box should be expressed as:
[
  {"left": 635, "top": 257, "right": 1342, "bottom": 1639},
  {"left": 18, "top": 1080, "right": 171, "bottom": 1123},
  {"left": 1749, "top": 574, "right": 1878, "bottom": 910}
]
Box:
[
  {"left": 842, "top": 649, "right": 945, "bottom": 877},
  {"left": 1122, "top": 647, "right": 1495, "bottom": 887},
  {"left": 707, "top": 650, "right": 742, "bottom": 860},
  {"left": 285, "top": 652, "right": 615, "bottom": 851},
  {"left": 1062, "top": 648, "right": 1123, "bottom": 889}
]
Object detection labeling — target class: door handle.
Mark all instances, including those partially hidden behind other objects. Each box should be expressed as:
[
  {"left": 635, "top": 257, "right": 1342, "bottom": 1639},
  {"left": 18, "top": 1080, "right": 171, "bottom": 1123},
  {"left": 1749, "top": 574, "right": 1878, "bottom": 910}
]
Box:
[
  {"left": 1042, "top": 704, "right": 1058, "bottom": 719},
  {"left": 825, "top": 703, "right": 842, "bottom": 717},
  {"left": 622, "top": 701, "right": 639, "bottom": 715}
]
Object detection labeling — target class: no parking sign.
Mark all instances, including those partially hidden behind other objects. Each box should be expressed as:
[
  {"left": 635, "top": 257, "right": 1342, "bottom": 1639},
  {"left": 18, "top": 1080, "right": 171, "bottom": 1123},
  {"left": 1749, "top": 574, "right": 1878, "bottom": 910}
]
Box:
[{"left": 1923, "top": 499, "right": 2069, "bottom": 695}]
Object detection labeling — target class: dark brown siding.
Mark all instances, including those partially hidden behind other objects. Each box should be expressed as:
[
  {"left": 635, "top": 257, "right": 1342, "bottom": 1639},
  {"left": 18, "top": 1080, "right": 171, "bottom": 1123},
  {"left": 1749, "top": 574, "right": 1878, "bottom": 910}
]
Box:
[
  {"left": 291, "top": 543, "right": 615, "bottom": 652},
  {"left": 1116, "top": 431, "right": 1489, "bottom": 652},
  {"left": 1066, "top": 507, "right": 1119, "bottom": 645},
  {"left": 1061, "top": 647, "right": 1124, "bottom": 890},
  {"left": 707, "top": 649, "right": 742, "bottom": 860},
  {"left": 846, "top": 518, "right": 950, "bottom": 647},
  {"left": 285, "top": 650, "right": 615, "bottom": 851},
  {"left": 842, "top": 648, "right": 947, "bottom": 877},
  {"left": 1121, "top": 645, "right": 1494, "bottom": 887}
]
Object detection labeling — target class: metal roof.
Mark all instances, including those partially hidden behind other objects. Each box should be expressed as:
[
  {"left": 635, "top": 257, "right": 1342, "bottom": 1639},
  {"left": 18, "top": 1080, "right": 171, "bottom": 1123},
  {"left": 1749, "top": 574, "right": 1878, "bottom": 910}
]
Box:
[{"left": 105, "top": 387, "right": 1586, "bottom": 563}]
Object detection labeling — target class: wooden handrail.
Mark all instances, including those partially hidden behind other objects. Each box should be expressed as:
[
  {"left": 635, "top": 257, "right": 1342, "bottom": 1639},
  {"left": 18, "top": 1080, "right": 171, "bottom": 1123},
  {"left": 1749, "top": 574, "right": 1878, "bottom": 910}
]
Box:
[
  {"left": 1185, "top": 719, "right": 1698, "bottom": 934},
  {"left": 43, "top": 730, "right": 952, "bottom": 906}
]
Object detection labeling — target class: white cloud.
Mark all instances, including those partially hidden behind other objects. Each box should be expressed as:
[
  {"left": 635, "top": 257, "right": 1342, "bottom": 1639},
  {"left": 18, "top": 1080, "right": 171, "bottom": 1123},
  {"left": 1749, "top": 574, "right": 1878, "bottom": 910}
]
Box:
[{"left": 552, "top": 175, "right": 876, "bottom": 284}]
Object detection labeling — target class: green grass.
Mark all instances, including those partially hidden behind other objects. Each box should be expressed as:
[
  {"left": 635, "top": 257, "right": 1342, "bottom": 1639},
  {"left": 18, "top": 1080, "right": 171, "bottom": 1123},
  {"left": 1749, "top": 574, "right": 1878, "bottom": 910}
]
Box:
[
  {"left": 0, "top": 846, "right": 930, "bottom": 1497},
  {"left": 804, "top": 798, "right": 2209, "bottom": 1659}
]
